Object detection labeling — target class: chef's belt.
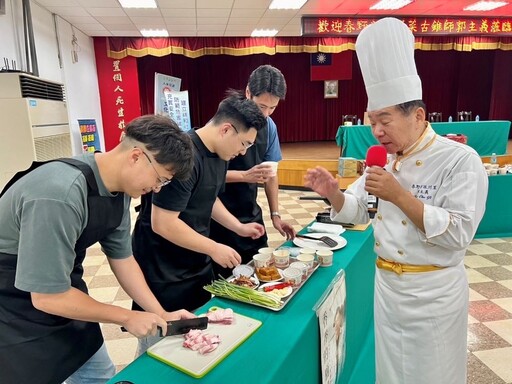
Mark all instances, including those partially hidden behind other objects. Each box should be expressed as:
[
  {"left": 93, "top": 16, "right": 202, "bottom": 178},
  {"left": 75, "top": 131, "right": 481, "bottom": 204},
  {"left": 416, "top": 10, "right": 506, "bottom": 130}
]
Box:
[{"left": 376, "top": 256, "right": 446, "bottom": 275}]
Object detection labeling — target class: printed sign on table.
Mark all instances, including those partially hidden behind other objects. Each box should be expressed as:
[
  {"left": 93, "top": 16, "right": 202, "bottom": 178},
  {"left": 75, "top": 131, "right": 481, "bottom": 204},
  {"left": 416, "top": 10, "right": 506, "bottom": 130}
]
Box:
[{"left": 314, "top": 270, "right": 347, "bottom": 384}]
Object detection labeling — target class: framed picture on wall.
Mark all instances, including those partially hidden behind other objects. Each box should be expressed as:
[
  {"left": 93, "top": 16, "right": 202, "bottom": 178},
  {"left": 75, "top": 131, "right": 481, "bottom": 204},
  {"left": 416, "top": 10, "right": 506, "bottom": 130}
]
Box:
[{"left": 324, "top": 80, "right": 338, "bottom": 99}]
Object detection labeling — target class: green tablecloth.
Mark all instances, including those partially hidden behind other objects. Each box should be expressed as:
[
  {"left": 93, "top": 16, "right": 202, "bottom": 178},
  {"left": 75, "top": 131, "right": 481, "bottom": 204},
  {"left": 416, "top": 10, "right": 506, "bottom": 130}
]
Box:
[
  {"left": 336, "top": 120, "right": 511, "bottom": 159},
  {"left": 476, "top": 173, "right": 512, "bottom": 238},
  {"left": 107, "top": 228, "right": 377, "bottom": 384}
]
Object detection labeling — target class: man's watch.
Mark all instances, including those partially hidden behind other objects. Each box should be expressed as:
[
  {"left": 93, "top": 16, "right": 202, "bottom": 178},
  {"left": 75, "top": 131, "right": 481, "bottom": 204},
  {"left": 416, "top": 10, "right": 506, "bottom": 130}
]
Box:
[{"left": 270, "top": 211, "right": 281, "bottom": 218}]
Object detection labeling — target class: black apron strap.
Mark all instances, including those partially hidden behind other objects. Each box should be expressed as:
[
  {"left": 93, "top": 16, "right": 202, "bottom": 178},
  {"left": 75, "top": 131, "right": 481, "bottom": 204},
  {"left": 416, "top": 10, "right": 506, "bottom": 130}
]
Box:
[
  {"left": 57, "top": 158, "right": 100, "bottom": 196},
  {"left": 0, "top": 161, "right": 47, "bottom": 198},
  {"left": 0, "top": 158, "right": 100, "bottom": 198}
]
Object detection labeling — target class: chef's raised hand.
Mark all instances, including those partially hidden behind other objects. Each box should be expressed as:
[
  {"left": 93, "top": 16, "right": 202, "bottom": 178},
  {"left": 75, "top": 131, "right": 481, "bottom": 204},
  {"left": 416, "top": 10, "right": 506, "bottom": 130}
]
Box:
[
  {"left": 210, "top": 243, "right": 242, "bottom": 268},
  {"left": 242, "top": 163, "right": 273, "bottom": 183},
  {"left": 304, "top": 166, "right": 340, "bottom": 200},
  {"left": 237, "top": 222, "right": 265, "bottom": 239},
  {"left": 122, "top": 310, "right": 168, "bottom": 338}
]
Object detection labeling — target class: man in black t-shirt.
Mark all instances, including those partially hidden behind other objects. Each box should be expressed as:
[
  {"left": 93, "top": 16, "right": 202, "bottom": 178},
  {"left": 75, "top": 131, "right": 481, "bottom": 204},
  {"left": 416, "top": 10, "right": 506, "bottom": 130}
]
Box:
[{"left": 132, "top": 91, "right": 267, "bottom": 355}]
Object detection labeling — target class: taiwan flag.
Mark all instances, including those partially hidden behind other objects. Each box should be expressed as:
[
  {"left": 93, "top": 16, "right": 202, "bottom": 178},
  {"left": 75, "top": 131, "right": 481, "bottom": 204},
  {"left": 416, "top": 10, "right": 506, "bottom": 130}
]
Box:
[{"left": 310, "top": 51, "right": 352, "bottom": 81}]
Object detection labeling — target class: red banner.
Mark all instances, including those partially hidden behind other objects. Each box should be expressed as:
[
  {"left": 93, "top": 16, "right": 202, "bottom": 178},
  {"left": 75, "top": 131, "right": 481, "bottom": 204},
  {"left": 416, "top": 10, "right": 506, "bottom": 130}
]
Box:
[
  {"left": 94, "top": 38, "right": 141, "bottom": 151},
  {"left": 302, "top": 16, "right": 512, "bottom": 37},
  {"left": 310, "top": 51, "right": 352, "bottom": 81}
]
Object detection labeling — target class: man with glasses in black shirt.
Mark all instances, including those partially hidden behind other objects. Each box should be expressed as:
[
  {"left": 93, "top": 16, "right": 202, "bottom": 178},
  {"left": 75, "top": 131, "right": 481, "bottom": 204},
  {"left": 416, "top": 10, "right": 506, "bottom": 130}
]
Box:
[{"left": 131, "top": 91, "right": 267, "bottom": 354}]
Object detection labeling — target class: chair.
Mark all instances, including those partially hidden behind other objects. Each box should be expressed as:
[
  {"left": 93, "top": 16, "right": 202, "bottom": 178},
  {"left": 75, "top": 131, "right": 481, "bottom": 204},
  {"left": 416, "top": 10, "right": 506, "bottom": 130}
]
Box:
[
  {"left": 457, "top": 111, "right": 472, "bottom": 121},
  {"left": 342, "top": 114, "right": 358, "bottom": 126},
  {"left": 428, "top": 112, "right": 442, "bottom": 122}
]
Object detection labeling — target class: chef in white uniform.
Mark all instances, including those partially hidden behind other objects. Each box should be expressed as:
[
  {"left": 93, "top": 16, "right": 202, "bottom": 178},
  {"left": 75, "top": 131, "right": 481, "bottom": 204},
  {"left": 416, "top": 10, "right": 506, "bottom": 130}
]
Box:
[{"left": 305, "top": 17, "right": 488, "bottom": 384}]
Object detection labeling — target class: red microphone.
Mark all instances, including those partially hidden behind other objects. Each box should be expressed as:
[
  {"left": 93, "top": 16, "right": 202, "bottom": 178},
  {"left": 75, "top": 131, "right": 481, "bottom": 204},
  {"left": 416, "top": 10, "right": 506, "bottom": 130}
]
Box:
[{"left": 366, "top": 145, "right": 387, "bottom": 168}]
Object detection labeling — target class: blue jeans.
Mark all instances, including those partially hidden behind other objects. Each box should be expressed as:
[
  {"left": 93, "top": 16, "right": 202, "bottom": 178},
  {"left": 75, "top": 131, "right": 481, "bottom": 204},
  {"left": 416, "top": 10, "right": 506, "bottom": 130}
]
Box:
[
  {"left": 135, "top": 334, "right": 163, "bottom": 358},
  {"left": 64, "top": 343, "right": 116, "bottom": 384}
]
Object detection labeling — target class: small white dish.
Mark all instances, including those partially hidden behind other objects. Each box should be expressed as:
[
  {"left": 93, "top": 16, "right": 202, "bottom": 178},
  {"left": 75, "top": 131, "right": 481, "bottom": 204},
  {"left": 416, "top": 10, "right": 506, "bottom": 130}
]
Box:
[
  {"left": 293, "top": 233, "right": 347, "bottom": 251},
  {"left": 232, "top": 264, "right": 254, "bottom": 278},
  {"left": 227, "top": 275, "right": 259, "bottom": 289},
  {"left": 259, "top": 282, "right": 293, "bottom": 298},
  {"left": 256, "top": 267, "right": 284, "bottom": 283}
]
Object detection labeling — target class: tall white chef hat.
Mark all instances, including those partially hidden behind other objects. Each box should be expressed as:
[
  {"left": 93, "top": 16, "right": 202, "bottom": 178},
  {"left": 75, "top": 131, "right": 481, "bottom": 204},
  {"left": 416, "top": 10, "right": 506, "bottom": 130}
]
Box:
[{"left": 355, "top": 17, "right": 422, "bottom": 111}]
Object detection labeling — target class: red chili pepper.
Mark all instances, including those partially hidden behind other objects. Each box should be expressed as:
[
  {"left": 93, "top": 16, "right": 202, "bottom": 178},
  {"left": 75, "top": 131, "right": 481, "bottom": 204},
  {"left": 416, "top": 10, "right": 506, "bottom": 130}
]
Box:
[{"left": 264, "top": 282, "right": 291, "bottom": 292}]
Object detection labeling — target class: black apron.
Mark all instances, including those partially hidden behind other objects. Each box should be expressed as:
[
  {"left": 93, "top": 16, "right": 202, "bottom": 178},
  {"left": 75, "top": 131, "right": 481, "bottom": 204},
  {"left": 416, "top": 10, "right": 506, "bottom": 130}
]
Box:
[
  {"left": 0, "top": 158, "right": 125, "bottom": 384},
  {"left": 132, "top": 132, "right": 224, "bottom": 312},
  {"left": 210, "top": 122, "right": 269, "bottom": 264}
]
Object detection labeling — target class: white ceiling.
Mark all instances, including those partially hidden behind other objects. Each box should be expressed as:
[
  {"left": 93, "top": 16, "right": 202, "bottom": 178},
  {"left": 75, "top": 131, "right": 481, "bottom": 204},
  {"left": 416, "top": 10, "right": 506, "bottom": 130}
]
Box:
[{"left": 33, "top": 0, "right": 512, "bottom": 37}]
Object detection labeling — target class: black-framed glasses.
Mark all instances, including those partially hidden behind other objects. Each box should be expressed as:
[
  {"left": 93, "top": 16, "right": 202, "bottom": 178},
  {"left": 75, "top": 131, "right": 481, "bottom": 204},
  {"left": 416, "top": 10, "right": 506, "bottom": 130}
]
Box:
[
  {"left": 137, "top": 147, "right": 172, "bottom": 188},
  {"left": 230, "top": 123, "right": 254, "bottom": 149}
]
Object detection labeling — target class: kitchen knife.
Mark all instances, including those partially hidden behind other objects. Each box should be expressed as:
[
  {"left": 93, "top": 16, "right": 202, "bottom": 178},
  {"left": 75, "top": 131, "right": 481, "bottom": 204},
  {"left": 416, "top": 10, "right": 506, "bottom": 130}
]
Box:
[
  {"left": 120, "top": 317, "right": 208, "bottom": 336},
  {"left": 159, "top": 317, "right": 209, "bottom": 337}
]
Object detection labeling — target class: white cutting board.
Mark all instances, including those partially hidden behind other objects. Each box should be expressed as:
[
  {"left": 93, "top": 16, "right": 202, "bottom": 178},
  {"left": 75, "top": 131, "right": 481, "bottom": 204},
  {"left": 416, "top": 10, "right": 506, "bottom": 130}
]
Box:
[{"left": 147, "top": 309, "right": 262, "bottom": 378}]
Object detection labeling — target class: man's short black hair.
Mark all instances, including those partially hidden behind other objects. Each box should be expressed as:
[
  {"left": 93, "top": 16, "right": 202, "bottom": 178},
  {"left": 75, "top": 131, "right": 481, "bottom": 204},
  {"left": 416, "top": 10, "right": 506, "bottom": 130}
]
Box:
[
  {"left": 247, "top": 65, "right": 287, "bottom": 100},
  {"left": 212, "top": 90, "right": 267, "bottom": 133},
  {"left": 124, "top": 115, "right": 194, "bottom": 180}
]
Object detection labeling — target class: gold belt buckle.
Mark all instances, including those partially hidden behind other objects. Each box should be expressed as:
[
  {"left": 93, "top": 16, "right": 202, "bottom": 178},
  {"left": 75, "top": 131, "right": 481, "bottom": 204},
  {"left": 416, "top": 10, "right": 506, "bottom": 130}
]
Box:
[{"left": 376, "top": 257, "right": 444, "bottom": 275}]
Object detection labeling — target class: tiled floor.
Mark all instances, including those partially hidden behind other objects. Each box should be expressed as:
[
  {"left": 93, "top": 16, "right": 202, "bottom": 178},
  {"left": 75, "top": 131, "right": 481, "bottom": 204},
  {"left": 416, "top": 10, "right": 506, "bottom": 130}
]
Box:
[{"left": 84, "top": 184, "right": 512, "bottom": 383}]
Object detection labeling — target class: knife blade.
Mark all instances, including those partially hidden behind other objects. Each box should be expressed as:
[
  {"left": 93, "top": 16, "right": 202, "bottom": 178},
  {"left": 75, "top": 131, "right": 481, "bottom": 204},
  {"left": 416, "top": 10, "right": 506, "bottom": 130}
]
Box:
[
  {"left": 120, "top": 317, "right": 208, "bottom": 336},
  {"left": 159, "top": 317, "right": 209, "bottom": 337}
]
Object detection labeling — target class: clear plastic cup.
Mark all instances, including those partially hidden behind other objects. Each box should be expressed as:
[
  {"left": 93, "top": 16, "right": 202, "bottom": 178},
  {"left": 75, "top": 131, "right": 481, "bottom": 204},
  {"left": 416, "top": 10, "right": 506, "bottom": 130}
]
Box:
[
  {"left": 282, "top": 267, "right": 302, "bottom": 287},
  {"left": 289, "top": 261, "right": 308, "bottom": 281}
]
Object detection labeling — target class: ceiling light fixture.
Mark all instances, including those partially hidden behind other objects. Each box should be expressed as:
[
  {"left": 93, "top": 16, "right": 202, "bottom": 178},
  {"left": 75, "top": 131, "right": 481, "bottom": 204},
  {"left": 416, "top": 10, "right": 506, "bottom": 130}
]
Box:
[
  {"left": 269, "top": 0, "right": 308, "bottom": 10},
  {"left": 140, "top": 29, "right": 169, "bottom": 37},
  {"left": 251, "top": 29, "right": 279, "bottom": 37},
  {"left": 370, "top": 0, "right": 413, "bottom": 10},
  {"left": 118, "top": 0, "right": 157, "bottom": 8},
  {"left": 463, "top": 1, "right": 508, "bottom": 11}
]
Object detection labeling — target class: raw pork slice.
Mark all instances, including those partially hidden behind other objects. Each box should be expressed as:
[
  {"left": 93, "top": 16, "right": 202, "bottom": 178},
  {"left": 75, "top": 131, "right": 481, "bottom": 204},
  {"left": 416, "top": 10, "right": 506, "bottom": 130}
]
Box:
[
  {"left": 206, "top": 308, "right": 234, "bottom": 324},
  {"left": 183, "top": 329, "right": 220, "bottom": 355}
]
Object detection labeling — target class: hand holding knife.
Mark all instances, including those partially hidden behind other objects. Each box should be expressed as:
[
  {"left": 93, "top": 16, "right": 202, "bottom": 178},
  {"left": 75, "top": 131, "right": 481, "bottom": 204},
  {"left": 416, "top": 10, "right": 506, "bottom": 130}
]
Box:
[{"left": 121, "top": 317, "right": 208, "bottom": 336}]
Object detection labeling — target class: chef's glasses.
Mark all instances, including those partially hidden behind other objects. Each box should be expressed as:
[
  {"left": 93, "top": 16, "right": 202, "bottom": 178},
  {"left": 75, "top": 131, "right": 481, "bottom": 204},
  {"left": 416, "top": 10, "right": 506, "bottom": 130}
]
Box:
[
  {"left": 230, "top": 123, "right": 255, "bottom": 149},
  {"left": 137, "top": 147, "right": 172, "bottom": 188}
]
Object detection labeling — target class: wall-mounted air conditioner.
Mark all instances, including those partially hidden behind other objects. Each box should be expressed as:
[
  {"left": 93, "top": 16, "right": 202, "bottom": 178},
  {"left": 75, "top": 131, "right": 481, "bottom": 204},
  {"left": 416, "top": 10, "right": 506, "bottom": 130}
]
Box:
[{"left": 0, "top": 73, "right": 72, "bottom": 189}]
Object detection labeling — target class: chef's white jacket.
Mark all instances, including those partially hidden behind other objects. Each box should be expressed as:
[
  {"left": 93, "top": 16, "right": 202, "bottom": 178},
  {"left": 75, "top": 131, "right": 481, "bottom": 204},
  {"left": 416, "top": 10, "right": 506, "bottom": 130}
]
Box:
[{"left": 331, "top": 126, "right": 488, "bottom": 383}]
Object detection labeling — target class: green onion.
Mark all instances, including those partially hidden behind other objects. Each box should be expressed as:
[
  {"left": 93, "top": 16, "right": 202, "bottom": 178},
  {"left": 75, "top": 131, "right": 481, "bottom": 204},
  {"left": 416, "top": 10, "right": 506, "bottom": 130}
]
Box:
[{"left": 204, "top": 279, "right": 282, "bottom": 309}]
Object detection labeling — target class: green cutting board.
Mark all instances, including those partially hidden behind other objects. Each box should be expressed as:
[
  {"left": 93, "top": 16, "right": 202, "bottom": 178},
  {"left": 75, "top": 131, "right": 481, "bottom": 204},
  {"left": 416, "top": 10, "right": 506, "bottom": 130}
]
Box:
[{"left": 147, "top": 309, "right": 262, "bottom": 378}]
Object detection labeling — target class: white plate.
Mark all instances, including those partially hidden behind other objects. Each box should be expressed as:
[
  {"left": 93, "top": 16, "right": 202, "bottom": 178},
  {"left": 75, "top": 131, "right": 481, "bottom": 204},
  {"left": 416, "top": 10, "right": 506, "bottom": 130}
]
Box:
[
  {"left": 227, "top": 275, "right": 259, "bottom": 289},
  {"left": 259, "top": 282, "right": 293, "bottom": 298},
  {"left": 255, "top": 267, "right": 284, "bottom": 283},
  {"left": 292, "top": 233, "right": 347, "bottom": 251}
]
